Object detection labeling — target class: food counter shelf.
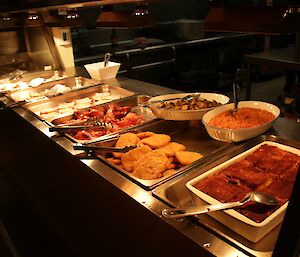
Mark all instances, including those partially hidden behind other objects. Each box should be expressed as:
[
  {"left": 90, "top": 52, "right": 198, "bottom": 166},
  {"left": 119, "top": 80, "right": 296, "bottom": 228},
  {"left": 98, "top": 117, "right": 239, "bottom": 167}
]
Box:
[
  {"left": 153, "top": 134, "right": 300, "bottom": 257},
  {"left": 76, "top": 119, "right": 231, "bottom": 190},
  {"left": 1, "top": 75, "right": 299, "bottom": 257}
]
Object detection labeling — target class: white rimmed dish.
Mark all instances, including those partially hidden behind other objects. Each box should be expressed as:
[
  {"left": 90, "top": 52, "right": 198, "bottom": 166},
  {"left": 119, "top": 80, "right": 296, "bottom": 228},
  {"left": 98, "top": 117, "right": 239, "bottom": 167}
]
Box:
[
  {"left": 148, "top": 92, "right": 230, "bottom": 120},
  {"left": 186, "top": 141, "right": 299, "bottom": 243},
  {"left": 202, "top": 101, "right": 280, "bottom": 142}
]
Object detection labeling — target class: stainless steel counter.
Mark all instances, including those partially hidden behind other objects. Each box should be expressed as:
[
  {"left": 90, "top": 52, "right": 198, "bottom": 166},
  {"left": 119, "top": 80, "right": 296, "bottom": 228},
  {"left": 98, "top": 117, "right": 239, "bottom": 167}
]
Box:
[{"left": 1, "top": 76, "right": 299, "bottom": 257}]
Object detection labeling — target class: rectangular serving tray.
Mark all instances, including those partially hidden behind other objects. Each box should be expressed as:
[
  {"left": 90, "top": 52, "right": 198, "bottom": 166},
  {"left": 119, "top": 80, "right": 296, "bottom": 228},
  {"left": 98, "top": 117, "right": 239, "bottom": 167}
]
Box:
[
  {"left": 23, "top": 84, "right": 135, "bottom": 121},
  {"left": 77, "top": 119, "right": 231, "bottom": 190},
  {"left": 7, "top": 76, "right": 101, "bottom": 103},
  {"left": 152, "top": 135, "right": 300, "bottom": 256},
  {"left": 49, "top": 94, "right": 157, "bottom": 145}
]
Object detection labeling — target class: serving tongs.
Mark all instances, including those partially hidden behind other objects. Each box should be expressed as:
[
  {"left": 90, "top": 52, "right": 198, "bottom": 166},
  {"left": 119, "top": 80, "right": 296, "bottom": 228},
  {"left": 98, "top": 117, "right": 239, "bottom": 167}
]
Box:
[
  {"left": 73, "top": 143, "right": 136, "bottom": 153},
  {"left": 49, "top": 121, "right": 111, "bottom": 132},
  {"left": 143, "top": 93, "right": 202, "bottom": 107}
]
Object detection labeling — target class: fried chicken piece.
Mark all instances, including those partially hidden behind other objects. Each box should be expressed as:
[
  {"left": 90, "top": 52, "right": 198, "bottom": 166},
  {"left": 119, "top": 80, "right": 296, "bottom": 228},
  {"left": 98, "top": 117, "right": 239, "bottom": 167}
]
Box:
[
  {"left": 140, "top": 134, "right": 171, "bottom": 149},
  {"left": 163, "top": 169, "right": 177, "bottom": 176},
  {"left": 157, "top": 142, "right": 186, "bottom": 156},
  {"left": 113, "top": 132, "right": 140, "bottom": 158},
  {"left": 175, "top": 151, "right": 203, "bottom": 166},
  {"left": 136, "top": 131, "right": 155, "bottom": 139},
  {"left": 132, "top": 150, "right": 169, "bottom": 180},
  {"left": 121, "top": 145, "right": 152, "bottom": 172},
  {"left": 106, "top": 157, "right": 121, "bottom": 165}
]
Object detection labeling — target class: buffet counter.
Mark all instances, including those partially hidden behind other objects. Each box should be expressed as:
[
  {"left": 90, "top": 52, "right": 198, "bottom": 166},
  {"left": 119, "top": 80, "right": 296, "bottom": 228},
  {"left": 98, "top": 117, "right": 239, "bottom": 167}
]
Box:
[{"left": 0, "top": 75, "right": 299, "bottom": 257}]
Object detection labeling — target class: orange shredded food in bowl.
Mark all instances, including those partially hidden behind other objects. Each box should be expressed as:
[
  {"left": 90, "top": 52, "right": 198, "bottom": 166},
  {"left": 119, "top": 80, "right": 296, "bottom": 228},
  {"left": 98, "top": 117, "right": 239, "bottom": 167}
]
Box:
[{"left": 208, "top": 107, "right": 275, "bottom": 129}]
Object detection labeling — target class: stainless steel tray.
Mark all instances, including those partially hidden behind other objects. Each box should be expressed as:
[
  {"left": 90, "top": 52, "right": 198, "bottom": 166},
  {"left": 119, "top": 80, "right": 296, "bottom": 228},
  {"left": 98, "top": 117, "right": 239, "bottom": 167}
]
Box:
[
  {"left": 49, "top": 94, "right": 157, "bottom": 144},
  {"left": 77, "top": 119, "right": 231, "bottom": 190},
  {"left": 0, "top": 70, "right": 72, "bottom": 93},
  {"left": 152, "top": 135, "right": 300, "bottom": 257},
  {"left": 7, "top": 76, "right": 101, "bottom": 103},
  {"left": 23, "top": 84, "right": 135, "bottom": 121}
]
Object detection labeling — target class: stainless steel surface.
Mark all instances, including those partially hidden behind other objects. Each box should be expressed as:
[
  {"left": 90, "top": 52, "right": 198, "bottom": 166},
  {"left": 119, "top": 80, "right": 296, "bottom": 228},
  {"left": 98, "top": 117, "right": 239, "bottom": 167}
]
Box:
[
  {"left": 161, "top": 192, "right": 279, "bottom": 219},
  {"left": 153, "top": 134, "right": 300, "bottom": 256},
  {"left": 79, "top": 119, "right": 231, "bottom": 190},
  {"left": 73, "top": 143, "right": 136, "bottom": 153},
  {"left": 49, "top": 94, "right": 156, "bottom": 145},
  {"left": 4, "top": 76, "right": 300, "bottom": 257},
  {"left": 23, "top": 84, "right": 135, "bottom": 121},
  {"left": 49, "top": 124, "right": 107, "bottom": 132},
  {"left": 7, "top": 76, "right": 101, "bottom": 103}
]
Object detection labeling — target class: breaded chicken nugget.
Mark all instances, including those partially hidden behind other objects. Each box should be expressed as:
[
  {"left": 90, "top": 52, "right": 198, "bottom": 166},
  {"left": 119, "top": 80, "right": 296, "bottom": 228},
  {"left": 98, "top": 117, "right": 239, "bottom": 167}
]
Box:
[
  {"left": 157, "top": 142, "right": 186, "bottom": 156},
  {"left": 136, "top": 131, "right": 155, "bottom": 139},
  {"left": 132, "top": 150, "right": 169, "bottom": 180},
  {"left": 163, "top": 169, "right": 177, "bottom": 176},
  {"left": 175, "top": 151, "right": 203, "bottom": 166},
  {"left": 106, "top": 157, "right": 121, "bottom": 165},
  {"left": 140, "top": 134, "right": 171, "bottom": 149},
  {"left": 121, "top": 145, "right": 152, "bottom": 172},
  {"left": 113, "top": 132, "right": 140, "bottom": 158}
]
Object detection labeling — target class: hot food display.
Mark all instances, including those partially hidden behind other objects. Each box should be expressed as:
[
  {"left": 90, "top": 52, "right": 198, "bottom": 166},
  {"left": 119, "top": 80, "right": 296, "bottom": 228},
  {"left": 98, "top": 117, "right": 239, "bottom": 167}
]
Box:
[
  {"left": 191, "top": 144, "right": 299, "bottom": 222},
  {"left": 55, "top": 105, "right": 146, "bottom": 141},
  {"left": 103, "top": 132, "right": 203, "bottom": 180},
  {"left": 24, "top": 85, "right": 135, "bottom": 121},
  {"left": 8, "top": 77, "right": 101, "bottom": 102},
  {"left": 202, "top": 101, "right": 280, "bottom": 142},
  {"left": 0, "top": 70, "right": 70, "bottom": 93},
  {"left": 148, "top": 92, "right": 230, "bottom": 120},
  {"left": 208, "top": 108, "right": 275, "bottom": 129},
  {"left": 186, "top": 141, "right": 300, "bottom": 242}
]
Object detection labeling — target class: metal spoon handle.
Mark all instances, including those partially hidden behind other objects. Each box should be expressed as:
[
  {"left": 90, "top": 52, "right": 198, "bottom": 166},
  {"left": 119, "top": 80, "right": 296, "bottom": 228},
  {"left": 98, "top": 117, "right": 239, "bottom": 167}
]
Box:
[
  {"left": 233, "top": 82, "right": 240, "bottom": 113},
  {"left": 104, "top": 53, "right": 111, "bottom": 67},
  {"left": 162, "top": 201, "right": 246, "bottom": 219}
]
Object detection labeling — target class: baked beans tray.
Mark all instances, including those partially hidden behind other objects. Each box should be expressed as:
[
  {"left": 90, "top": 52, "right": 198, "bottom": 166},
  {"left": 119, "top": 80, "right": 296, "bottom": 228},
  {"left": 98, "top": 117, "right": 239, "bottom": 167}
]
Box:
[
  {"left": 76, "top": 119, "right": 231, "bottom": 190},
  {"left": 152, "top": 135, "right": 300, "bottom": 256},
  {"left": 49, "top": 95, "right": 157, "bottom": 145},
  {"left": 23, "top": 84, "right": 135, "bottom": 121},
  {"left": 7, "top": 76, "right": 101, "bottom": 103}
]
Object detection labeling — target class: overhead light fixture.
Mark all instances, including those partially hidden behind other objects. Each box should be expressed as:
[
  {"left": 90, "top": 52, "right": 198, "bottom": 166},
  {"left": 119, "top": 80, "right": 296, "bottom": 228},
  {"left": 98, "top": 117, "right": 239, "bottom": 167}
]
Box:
[
  {"left": 23, "top": 11, "right": 44, "bottom": 27},
  {"left": 96, "top": 3, "right": 153, "bottom": 28},
  {"left": 44, "top": 8, "right": 84, "bottom": 27},
  {"left": 0, "top": 13, "right": 19, "bottom": 29},
  {"left": 132, "top": 2, "right": 150, "bottom": 16},
  {"left": 203, "top": 5, "right": 299, "bottom": 34}
]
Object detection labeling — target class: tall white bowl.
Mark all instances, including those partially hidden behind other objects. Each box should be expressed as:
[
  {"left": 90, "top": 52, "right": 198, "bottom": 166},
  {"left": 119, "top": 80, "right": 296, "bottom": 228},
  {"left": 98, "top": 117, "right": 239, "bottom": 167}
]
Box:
[{"left": 202, "top": 101, "right": 280, "bottom": 142}]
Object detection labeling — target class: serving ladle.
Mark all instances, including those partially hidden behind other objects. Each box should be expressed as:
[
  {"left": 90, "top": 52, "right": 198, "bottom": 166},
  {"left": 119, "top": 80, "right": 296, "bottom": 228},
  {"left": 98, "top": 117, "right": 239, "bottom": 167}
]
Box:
[{"left": 161, "top": 192, "right": 279, "bottom": 219}]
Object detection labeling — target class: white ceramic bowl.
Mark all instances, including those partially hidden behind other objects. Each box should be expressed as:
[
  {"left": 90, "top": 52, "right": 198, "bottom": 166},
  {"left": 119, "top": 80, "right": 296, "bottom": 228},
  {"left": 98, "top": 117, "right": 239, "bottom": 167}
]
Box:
[
  {"left": 85, "top": 61, "right": 120, "bottom": 81},
  {"left": 202, "top": 101, "right": 280, "bottom": 142},
  {"left": 148, "top": 93, "right": 230, "bottom": 121}
]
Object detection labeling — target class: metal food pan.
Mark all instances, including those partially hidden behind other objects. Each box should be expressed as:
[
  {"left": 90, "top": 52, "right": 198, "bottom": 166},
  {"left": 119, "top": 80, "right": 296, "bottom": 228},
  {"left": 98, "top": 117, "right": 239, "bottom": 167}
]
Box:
[
  {"left": 49, "top": 95, "right": 157, "bottom": 145},
  {"left": 23, "top": 84, "right": 136, "bottom": 121},
  {"left": 152, "top": 135, "right": 300, "bottom": 256},
  {"left": 0, "top": 70, "right": 72, "bottom": 93},
  {"left": 76, "top": 119, "right": 231, "bottom": 190},
  {"left": 7, "top": 76, "right": 101, "bottom": 103}
]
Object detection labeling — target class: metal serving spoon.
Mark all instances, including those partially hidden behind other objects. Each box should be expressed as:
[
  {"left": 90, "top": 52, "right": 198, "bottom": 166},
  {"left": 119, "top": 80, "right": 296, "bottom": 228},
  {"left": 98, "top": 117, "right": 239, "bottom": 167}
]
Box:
[
  {"left": 142, "top": 93, "right": 201, "bottom": 107},
  {"left": 161, "top": 191, "right": 279, "bottom": 219}
]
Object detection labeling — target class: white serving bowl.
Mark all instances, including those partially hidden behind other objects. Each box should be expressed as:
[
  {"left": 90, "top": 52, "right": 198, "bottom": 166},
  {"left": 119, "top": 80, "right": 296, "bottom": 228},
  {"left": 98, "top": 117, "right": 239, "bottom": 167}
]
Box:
[
  {"left": 202, "top": 101, "right": 280, "bottom": 142},
  {"left": 148, "top": 92, "right": 230, "bottom": 121},
  {"left": 85, "top": 61, "right": 120, "bottom": 81}
]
